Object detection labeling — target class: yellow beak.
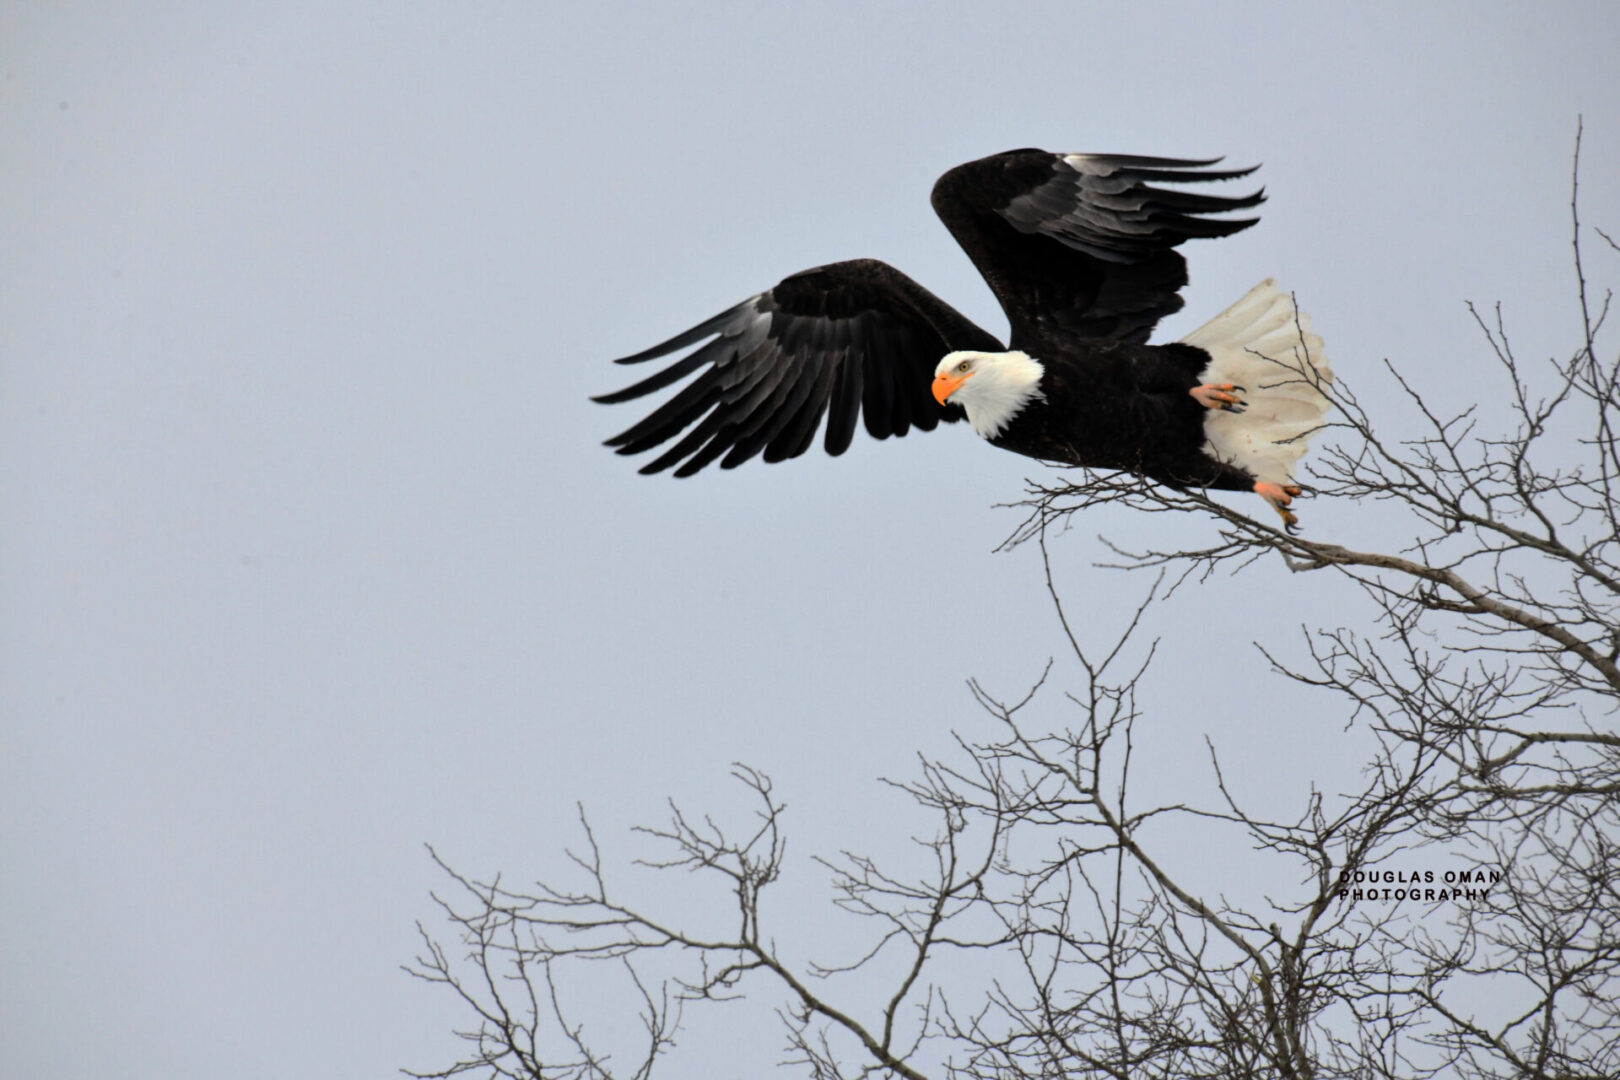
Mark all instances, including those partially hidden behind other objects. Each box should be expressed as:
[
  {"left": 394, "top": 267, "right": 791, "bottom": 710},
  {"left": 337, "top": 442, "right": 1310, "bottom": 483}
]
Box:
[{"left": 932, "top": 371, "right": 969, "bottom": 406}]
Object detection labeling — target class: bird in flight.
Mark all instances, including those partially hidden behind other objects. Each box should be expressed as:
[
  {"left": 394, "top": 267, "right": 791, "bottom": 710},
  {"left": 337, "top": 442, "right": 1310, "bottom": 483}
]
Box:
[{"left": 594, "top": 149, "right": 1332, "bottom": 531}]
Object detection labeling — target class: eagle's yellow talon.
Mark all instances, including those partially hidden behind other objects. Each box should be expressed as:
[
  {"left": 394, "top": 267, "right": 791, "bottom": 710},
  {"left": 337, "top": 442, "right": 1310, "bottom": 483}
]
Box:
[
  {"left": 1254, "top": 481, "right": 1304, "bottom": 531},
  {"left": 1191, "top": 383, "right": 1248, "bottom": 412}
]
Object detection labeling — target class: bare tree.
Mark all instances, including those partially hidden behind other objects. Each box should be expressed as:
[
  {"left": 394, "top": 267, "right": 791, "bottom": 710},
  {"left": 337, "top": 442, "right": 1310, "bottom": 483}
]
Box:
[{"left": 406, "top": 133, "right": 1620, "bottom": 1080}]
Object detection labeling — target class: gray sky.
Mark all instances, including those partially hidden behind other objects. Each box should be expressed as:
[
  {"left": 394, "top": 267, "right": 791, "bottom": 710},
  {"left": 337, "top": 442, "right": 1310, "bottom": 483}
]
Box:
[{"left": 4, "top": 3, "right": 1619, "bottom": 1077}]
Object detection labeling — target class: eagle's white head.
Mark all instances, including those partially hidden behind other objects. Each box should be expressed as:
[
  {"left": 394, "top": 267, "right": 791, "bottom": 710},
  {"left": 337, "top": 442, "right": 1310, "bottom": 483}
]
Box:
[{"left": 932, "top": 350, "right": 1046, "bottom": 440}]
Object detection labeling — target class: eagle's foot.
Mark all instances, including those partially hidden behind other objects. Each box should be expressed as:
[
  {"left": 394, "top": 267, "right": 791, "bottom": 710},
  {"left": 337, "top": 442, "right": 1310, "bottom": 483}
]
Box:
[
  {"left": 1254, "top": 481, "right": 1304, "bottom": 534},
  {"left": 1191, "top": 382, "right": 1247, "bottom": 413}
]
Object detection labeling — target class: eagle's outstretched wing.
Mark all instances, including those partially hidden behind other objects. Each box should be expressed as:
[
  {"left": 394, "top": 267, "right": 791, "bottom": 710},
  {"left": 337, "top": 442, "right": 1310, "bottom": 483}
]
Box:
[
  {"left": 593, "top": 258, "right": 1002, "bottom": 476},
  {"left": 931, "top": 150, "right": 1263, "bottom": 347}
]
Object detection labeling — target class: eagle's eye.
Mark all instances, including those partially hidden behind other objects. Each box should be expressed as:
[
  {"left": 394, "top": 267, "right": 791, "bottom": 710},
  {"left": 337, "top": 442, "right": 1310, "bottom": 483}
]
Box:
[{"left": 957, "top": 360, "right": 972, "bottom": 373}]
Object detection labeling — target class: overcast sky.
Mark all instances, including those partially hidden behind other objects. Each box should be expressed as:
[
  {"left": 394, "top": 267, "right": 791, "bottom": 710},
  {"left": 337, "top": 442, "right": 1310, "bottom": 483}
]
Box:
[{"left": 5, "top": 3, "right": 1619, "bottom": 1078}]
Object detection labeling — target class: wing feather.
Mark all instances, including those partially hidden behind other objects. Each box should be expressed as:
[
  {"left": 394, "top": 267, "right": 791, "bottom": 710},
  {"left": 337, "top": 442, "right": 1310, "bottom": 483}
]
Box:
[
  {"left": 824, "top": 341, "right": 864, "bottom": 455},
  {"left": 611, "top": 304, "right": 751, "bottom": 365},
  {"left": 594, "top": 259, "right": 1000, "bottom": 475},
  {"left": 605, "top": 373, "right": 724, "bottom": 455},
  {"left": 932, "top": 149, "right": 1264, "bottom": 345},
  {"left": 715, "top": 346, "right": 815, "bottom": 468},
  {"left": 859, "top": 320, "right": 898, "bottom": 439},
  {"left": 763, "top": 350, "right": 833, "bottom": 463}
]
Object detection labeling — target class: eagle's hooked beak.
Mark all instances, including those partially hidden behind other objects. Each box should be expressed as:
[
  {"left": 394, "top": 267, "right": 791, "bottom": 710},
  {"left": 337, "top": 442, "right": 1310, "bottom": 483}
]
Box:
[{"left": 932, "top": 371, "right": 970, "bottom": 406}]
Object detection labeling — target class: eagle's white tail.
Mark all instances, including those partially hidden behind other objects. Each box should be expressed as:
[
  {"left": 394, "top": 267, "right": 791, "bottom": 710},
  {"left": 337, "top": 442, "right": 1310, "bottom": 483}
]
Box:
[{"left": 1181, "top": 279, "right": 1333, "bottom": 486}]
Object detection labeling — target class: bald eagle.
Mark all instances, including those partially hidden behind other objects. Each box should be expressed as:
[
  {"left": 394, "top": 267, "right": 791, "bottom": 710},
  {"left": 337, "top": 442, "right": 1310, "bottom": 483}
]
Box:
[{"left": 593, "top": 149, "right": 1332, "bottom": 530}]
